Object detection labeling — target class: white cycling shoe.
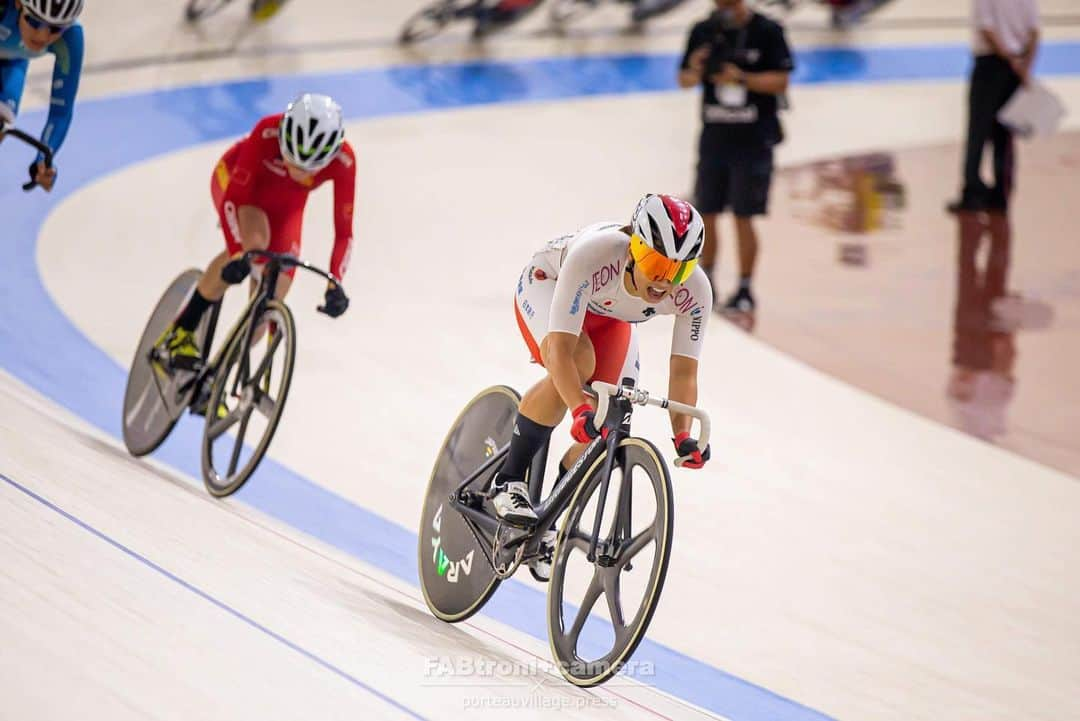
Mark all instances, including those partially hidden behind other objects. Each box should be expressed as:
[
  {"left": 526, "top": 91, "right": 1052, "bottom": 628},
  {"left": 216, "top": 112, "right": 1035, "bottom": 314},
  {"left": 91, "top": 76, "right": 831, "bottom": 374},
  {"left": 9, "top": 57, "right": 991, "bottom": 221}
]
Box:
[
  {"left": 529, "top": 529, "right": 557, "bottom": 582},
  {"left": 492, "top": 480, "right": 538, "bottom": 526}
]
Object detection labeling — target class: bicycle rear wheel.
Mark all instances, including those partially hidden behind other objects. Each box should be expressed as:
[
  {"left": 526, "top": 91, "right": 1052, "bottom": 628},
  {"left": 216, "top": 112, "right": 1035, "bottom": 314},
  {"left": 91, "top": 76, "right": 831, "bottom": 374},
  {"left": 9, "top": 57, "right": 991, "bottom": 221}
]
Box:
[
  {"left": 547, "top": 437, "right": 673, "bottom": 686},
  {"left": 185, "top": 0, "right": 234, "bottom": 22},
  {"left": 201, "top": 301, "right": 296, "bottom": 497},
  {"left": 419, "top": 385, "right": 519, "bottom": 622},
  {"left": 122, "top": 269, "right": 209, "bottom": 457}
]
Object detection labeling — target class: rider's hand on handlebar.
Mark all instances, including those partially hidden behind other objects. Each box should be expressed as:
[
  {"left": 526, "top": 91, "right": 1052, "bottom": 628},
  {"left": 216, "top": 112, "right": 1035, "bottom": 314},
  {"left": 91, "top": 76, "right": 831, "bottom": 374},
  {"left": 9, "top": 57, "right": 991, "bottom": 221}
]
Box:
[
  {"left": 318, "top": 282, "right": 349, "bottom": 318},
  {"left": 221, "top": 255, "right": 252, "bottom": 284},
  {"left": 570, "top": 404, "right": 603, "bottom": 443},
  {"left": 673, "top": 431, "right": 711, "bottom": 470},
  {"left": 28, "top": 161, "right": 56, "bottom": 192}
]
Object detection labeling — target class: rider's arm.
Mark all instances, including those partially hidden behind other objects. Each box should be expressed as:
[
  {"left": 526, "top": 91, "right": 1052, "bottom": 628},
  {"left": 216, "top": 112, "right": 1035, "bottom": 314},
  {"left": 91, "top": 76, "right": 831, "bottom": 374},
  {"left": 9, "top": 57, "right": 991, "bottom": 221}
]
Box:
[
  {"left": 546, "top": 331, "right": 592, "bottom": 411},
  {"left": 328, "top": 143, "right": 357, "bottom": 283},
  {"left": 668, "top": 268, "right": 711, "bottom": 433},
  {"left": 41, "top": 24, "right": 84, "bottom": 156},
  {"left": 0, "top": 58, "right": 29, "bottom": 125},
  {"left": 546, "top": 230, "right": 624, "bottom": 410},
  {"left": 668, "top": 355, "right": 699, "bottom": 436}
]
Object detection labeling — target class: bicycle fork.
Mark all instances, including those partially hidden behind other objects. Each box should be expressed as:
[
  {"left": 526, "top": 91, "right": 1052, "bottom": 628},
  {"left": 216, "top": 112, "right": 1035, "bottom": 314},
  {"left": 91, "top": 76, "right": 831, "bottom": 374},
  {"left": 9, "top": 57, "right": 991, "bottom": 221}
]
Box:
[{"left": 585, "top": 397, "right": 632, "bottom": 564}]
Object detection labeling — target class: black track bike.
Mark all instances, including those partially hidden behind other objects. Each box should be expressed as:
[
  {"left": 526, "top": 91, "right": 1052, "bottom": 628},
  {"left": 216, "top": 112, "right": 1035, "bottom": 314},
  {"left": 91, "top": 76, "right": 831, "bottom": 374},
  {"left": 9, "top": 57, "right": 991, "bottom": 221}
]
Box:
[
  {"left": 2, "top": 127, "right": 54, "bottom": 191},
  {"left": 548, "top": 0, "right": 690, "bottom": 28},
  {"left": 122, "top": 250, "right": 343, "bottom": 497},
  {"left": 399, "top": 0, "right": 544, "bottom": 44},
  {"left": 419, "top": 379, "right": 710, "bottom": 686},
  {"left": 184, "top": 0, "right": 289, "bottom": 22}
]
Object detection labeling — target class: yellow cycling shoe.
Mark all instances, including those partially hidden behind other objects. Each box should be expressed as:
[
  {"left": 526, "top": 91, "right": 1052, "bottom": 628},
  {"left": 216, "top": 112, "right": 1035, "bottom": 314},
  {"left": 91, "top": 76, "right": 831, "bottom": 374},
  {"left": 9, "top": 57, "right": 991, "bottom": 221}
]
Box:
[
  {"left": 251, "top": 0, "right": 286, "bottom": 21},
  {"left": 154, "top": 325, "right": 202, "bottom": 372}
]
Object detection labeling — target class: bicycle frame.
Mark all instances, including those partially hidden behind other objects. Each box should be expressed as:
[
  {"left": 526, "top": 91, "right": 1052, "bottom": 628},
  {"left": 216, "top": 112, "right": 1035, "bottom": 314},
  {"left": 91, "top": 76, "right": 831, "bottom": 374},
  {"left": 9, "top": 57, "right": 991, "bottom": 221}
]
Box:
[
  {"left": 448, "top": 389, "right": 637, "bottom": 563},
  {"left": 174, "top": 250, "right": 339, "bottom": 407},
  {"left": 448, "top": 377, "right": 709, "bottom": 573}
]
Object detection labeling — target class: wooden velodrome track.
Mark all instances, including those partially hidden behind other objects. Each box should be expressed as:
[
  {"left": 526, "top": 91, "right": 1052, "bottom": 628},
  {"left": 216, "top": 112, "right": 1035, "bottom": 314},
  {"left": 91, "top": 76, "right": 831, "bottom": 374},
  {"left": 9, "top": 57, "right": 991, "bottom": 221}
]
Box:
[{"left": 2, "top": 1, "right": 1079, "bottom": 719}]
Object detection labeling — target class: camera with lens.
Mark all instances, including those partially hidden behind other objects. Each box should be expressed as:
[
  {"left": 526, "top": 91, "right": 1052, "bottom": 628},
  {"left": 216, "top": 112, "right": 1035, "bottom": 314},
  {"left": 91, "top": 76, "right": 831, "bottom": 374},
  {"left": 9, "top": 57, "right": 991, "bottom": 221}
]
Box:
[{"left": 701, "top": 19, "right": 736, "bottom": 78}]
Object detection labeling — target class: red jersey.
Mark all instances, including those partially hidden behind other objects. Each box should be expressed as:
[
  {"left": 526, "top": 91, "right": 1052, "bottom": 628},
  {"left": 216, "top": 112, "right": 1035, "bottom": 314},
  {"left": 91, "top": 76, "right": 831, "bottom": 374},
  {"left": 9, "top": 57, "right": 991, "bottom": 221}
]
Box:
[{"left": 213, "top": 113, "right": 356, "bottom": 281}]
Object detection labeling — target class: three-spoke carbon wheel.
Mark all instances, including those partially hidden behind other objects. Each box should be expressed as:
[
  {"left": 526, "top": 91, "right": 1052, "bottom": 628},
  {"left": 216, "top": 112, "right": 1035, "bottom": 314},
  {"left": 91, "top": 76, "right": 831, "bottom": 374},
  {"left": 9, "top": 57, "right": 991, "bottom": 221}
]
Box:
[
  {"left": 122, "top": 269, "right": 208, "bottom": 457},
  {"left": 201, "top": 301, "right": 296, "bottom": 497},
  {"left": 547, "top": 437, "right": 673, "bottom": 687},
  {"left": 185, "top": 0, "right": 234, "bottom": 21},
  {"left": 419, "top": 385, "right": 519, "bottom": 622}
]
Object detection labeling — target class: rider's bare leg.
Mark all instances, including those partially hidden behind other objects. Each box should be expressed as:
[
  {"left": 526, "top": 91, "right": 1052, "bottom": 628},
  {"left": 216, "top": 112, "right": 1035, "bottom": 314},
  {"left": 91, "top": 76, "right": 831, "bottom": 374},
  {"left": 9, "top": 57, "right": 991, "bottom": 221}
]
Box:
[
  {"left": 196, "top": 206, "right": 270, "bottom": 300},
  {"left": 498, "top": 332, "right": 595, "bottom": 485},
  {"left": 518, "top": 331, "right": 596, "bottom": 426}
]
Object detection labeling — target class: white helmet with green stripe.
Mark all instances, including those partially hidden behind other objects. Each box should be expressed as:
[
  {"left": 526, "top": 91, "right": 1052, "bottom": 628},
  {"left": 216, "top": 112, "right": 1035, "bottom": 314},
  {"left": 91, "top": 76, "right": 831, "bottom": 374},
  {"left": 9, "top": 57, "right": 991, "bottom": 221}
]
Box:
[{"left": 279, "top": 93, "right": 345, "bottom": 172}]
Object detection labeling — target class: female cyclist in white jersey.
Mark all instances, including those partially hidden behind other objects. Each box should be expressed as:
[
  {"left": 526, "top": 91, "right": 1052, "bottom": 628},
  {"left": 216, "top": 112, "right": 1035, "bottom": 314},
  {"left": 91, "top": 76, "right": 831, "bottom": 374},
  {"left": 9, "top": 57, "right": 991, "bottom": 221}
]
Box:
[{"left": 494, "top": 194, "right": 714, "bottom": 526}]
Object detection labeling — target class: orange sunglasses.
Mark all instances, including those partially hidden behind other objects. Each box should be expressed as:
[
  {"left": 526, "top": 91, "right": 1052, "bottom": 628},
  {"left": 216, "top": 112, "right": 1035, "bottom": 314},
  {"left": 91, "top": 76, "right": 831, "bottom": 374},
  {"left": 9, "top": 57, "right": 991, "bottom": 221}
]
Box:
[{"left": 629, "top": 234, "right": 698, "bottom": 285}]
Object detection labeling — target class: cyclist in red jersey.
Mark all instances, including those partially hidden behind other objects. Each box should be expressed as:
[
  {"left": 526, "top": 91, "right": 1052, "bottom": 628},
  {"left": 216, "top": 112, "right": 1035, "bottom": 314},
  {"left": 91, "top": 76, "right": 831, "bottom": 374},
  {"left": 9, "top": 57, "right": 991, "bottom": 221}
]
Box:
[{"left": 157, "top": 93, "right": 355, "bottom": 368}]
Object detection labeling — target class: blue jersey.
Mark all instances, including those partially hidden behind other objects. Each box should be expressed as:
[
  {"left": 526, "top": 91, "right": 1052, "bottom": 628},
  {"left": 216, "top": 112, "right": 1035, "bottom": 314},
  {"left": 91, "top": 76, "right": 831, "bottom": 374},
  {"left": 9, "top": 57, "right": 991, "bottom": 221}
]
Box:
[{"left": 0, "top": 0, "right": 84, "bottom": 157}]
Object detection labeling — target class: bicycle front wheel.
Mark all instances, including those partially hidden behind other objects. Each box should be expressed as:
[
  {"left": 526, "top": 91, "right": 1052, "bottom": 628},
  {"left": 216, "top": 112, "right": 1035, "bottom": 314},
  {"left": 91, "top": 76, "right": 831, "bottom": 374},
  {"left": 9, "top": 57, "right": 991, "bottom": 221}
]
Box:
[
  {"left": 201, "top": 301, "right": 296, "bottom": 497},
  {"left": 547, "top": 437, "right": 673, "bottom": 687}
]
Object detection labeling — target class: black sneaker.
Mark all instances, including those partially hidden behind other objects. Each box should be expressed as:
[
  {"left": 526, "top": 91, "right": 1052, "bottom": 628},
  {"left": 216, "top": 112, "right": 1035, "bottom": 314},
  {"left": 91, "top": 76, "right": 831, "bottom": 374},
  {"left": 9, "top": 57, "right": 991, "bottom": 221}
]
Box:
[{"left": 723, "top": 288, "right": 756, "bottom": 314}]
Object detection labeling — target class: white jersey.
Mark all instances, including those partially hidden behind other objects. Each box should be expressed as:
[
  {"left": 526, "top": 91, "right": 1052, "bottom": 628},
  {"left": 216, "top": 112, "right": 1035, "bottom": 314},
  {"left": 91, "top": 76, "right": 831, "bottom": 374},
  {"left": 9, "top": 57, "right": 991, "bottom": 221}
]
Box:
[{"left": 524, "top": 222, "right": 711, "bottom": 360}]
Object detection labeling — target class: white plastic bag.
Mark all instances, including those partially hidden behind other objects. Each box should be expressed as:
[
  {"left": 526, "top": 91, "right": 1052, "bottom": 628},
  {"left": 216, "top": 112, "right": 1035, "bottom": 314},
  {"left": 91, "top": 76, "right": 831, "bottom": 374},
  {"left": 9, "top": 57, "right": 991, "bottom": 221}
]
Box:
[{"left": 998, "top": 82, "right": 1067, "bottom": 138}]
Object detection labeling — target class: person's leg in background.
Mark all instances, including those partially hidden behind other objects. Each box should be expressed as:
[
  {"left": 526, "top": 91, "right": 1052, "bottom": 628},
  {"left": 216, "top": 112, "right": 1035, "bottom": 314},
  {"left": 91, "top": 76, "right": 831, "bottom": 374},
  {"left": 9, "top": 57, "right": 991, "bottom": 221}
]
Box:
[
  {"left": 723, "top": 145, "right": 775, "bottom": 314},
  {"left": 988, "top": 66, "right": 1021, "bottom": 212},
  {"left": 954, "top": 56, "right": 999, "bottom": 212},
  {"left": 694, "top": 142, "right": 732, "bottom": 309}
]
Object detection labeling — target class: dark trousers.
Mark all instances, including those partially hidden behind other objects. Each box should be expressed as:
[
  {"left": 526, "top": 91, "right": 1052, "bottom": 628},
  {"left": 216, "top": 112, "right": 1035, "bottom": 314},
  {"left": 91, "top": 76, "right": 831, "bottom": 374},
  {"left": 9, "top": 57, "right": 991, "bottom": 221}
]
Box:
[{"left": 961, "top": 55, "right": 1021, "bottom": 210}]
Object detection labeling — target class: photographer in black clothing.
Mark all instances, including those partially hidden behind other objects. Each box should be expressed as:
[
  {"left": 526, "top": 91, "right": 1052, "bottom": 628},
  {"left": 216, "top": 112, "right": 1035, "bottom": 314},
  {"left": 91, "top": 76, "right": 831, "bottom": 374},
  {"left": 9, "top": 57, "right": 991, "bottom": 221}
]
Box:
[{"left": 679, "top": 0, "right": 794, "bottom": 314}]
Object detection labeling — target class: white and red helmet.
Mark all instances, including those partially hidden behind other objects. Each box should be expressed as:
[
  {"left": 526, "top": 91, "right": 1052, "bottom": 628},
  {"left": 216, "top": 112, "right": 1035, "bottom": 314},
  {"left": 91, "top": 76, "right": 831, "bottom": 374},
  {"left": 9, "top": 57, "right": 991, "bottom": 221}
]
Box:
[{"left": 631, "top": 194, "right": 705, "bottom": 263}]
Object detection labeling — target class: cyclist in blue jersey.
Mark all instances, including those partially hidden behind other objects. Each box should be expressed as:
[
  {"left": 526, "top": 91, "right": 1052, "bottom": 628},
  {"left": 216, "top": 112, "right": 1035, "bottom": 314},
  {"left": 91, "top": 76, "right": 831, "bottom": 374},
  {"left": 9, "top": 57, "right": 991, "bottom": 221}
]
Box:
[{"left": 0, "top": 0, "right": 84, "bottom": 192}]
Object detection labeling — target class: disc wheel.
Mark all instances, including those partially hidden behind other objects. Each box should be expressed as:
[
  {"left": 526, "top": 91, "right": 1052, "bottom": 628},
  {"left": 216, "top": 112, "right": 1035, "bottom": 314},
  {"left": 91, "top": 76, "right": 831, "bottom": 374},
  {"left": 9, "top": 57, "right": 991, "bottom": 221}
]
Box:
[
  {"left": 185, "top": 0, "right": 234, "bottom": 22},
  {"left": 418, "top": 385, "right": 520, "bottom": 622},
  {"left": 399, "top": 1, "right": 458, "bottom": 44},
  {"left": 547, "top": 437, "right": 673, "bottom": 687},
  {"left": 201, "top": 301, "right": 296, "bottom": 497},
  {"left": 549, "top": 0, "right": 601, "bottom": 27},
  {"left": 122, "top": 269, "right": 209, "bottom": 457}
]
